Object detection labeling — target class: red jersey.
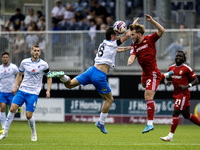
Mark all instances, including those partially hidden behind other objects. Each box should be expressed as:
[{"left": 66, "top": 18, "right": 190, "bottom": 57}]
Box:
[
  {"left": 168, "top": 64, "right": 196, "bottom": 97},
  {"left": 130, "top": 32, "right": 160, "bottom": 75}
]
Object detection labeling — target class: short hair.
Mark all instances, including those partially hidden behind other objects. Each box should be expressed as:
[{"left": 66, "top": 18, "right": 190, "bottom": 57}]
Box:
[
  {"left": 31, "top": 45, "right": 41, "bottom": 50},
  {"left": 1, "top": 51, "right": 10, "bottom": 57},
  {"left": 176, "top": 50, "right": 186, "bottom": 63},
  {"left": 129, "top": 24, "right": 145, "bottom": 35},
  {"left": 16, "top": 8, "right": 21, "bottom": 12},
  {"left": 105, "top": 26, "right": 116, "bottom": 40}
]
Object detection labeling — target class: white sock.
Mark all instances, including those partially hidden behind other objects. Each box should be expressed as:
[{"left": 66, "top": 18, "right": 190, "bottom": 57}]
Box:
[
  {"left": 60, "top": 75, "right": 69, "bottom": 83},
  {"left": 3, "top": 111, "right": 15, "bottom": 134},
  {"left": 168, "top": 132, "right": 174, "bottom": 138},
  {"left": 99, "top": 112, "right": 108, "bottom": 125},
  {"left": 147, "top": 120, "right": 153, "bottom": 125},
  {"left": 164, "top": 72, "right": 170, "bottom": 78},
  {"left": 28, "top": 116, "right": 36, "bottom": 135},
  {"left": 0, "top": 112, "right": 6, "bottom": 129}
]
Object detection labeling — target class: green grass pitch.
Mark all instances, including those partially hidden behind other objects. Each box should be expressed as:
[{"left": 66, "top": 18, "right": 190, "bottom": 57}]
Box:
[{"left": 0, "top": 121, "right": 199, "bottom": 150}]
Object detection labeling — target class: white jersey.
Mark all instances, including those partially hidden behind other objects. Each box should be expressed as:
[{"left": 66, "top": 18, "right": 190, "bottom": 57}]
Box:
[
  {"left": 0, "top": 63, "right": 18, "bottom": 93},
  {"left": 19, "top": 58, "right": 50, "bottom": 95},
  {"left": 95, "top": 39, "right": 118, "bottom": 67}
]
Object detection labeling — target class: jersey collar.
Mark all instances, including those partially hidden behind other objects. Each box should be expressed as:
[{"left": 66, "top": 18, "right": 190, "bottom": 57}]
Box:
[{"left": 31, "top": 58, "right": 40, "bottom": 63}]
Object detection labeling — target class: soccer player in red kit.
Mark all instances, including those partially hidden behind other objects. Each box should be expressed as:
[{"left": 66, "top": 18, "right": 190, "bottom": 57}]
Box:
[
  {"left": 160, "top": 51, "right": 200, "bottom": 141},
  {"left": 127, "top": 14, "right": 173, "bottom": 133}
]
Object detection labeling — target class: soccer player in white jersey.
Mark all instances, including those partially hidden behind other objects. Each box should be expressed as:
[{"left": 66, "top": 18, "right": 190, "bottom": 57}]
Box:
[
  {"left": 0, "top": 52, "right": 18, "bottom": 133},
  {"left": 48, "top": 19, "right": 139, "bottom": 134},
  {"left": 0, "top": 45, "right": 52, "bottom": 141}
]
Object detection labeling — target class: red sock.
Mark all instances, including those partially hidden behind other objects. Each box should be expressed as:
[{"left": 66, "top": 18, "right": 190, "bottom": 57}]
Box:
[
  {"left": 189, "top": 114, "right": 200, "bottom": 126},
  {"left": 146, "top": 100, "right": 155, "bottom": 120},
  {"left": 170, "top": 116, "right": 179, "bottom": 133}
]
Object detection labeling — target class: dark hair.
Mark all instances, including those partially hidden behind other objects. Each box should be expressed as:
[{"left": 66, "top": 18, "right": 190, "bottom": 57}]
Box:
[
  {"left": 105, "top": 26, "right": 116, "bottom": 40},
  {"left": 1, "top": 51, "right": 10, "bottom": 57},
  {"left": 177, "top": 50, "right": 186, "bottom": 62},
  {"left": 16, "top": 8, "right": 21, "bottom": 12}
]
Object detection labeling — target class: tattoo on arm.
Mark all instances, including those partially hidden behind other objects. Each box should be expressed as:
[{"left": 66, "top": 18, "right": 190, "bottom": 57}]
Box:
[{"left": 124, "top": 48, "right": 127, "bottom": 51}]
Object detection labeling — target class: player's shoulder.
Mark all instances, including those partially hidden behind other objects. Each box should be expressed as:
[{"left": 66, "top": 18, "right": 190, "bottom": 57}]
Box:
[
  {"left": 182, "top": 63, "right": 193, "bottom": 71},
  {"left": 169, "top": 63, "right": 176, "bottom": 69},
  {"left": 10, "top": 63, "right": 18, "bottom": 68},
  {"left": 38, "top": 59, "right": 49, "bottom": 66},
  {"left": 21, "top": 58, "right": 31, "bottom": 63}
]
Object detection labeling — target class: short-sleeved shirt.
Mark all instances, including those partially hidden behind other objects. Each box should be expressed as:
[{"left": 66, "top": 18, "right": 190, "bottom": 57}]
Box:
[
  {"left": 130, "top": 32, "right": 160, "bottom": 76},
  {"left": 19, "top": 58, "right": 50, "bottom": 95},
  {"left": 0, "top": 63, "right": 18, "bottom": 93},
  {"left": 9, "top": 14, "right": 25, "bottom": 30},
  {"left": 95, "top": 39, "right": 121, "bottom": 68},
  {"left": 168, "top": 63, "right": 196, "bottom": 97}
]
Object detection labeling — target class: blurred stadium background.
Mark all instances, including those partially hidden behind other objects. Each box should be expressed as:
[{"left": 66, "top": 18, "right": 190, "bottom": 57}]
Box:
[{"left": 0, "top": 0, "right": 200, "bottom": 125}]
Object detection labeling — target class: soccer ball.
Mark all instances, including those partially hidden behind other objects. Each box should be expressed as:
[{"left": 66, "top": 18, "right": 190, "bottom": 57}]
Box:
[{"left": 113, "top": 21, "right": 127, "bottom": 34}]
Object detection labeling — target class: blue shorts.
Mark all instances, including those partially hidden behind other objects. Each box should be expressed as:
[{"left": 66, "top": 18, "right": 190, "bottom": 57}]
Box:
[
  {"left": 75, "top": 66, "right": 111, "bottom": 94},
  {"left": 0, "top": 92, "right": 14, "bottom": 106},
  {"left": 12, "top": 90, "right": 38, "bottom": 112}
]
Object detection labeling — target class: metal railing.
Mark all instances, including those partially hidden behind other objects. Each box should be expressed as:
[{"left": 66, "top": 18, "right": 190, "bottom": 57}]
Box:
[{"left": 0, "top": 29, "right": 200, "bottom": 75}]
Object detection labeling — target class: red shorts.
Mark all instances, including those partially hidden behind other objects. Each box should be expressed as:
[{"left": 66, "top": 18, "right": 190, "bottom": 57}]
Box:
[
  {"left": 174, "top": 94, "right": 190, "bottom": 110},
  {"left": 141, "top": 71, "right": 162, "bottom": 91}
]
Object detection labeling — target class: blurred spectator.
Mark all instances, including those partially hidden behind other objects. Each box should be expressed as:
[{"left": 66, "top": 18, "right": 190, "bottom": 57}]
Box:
[
  {"left": 6, "top": 8, "right": 25, "bottom": 31},
  {"left": 36, "top": 10, "right": 43, "bottom": 28},
  {"left": 95, "top": 16, "right": 104, "bottom": 30},
  {"left": 160, "top": 24, "right": 190, "bottom": 62},
  {"left": 0, "top": 26, "right": 9, "bottom": 53},
  {"left": 64, "top": 4, "right": 74, "bottom": 22},
  {"left": 29, "top": 22, "right": 39, "bottom": 31},
  {"left": 24, "top": 9, "right": 37, "bottom": 29},
  {"left": 106, "top": 16, "right": 114, "bottom": 27},
  {"left": 100, "top": 23, "right": 106, "bottom": 31},
  {"left": 37, "top": 16, "right": 45, "bottom": 31},
  {"left": 88, "top": 18, "right": 97, "bottom": 41},
  {"left": 89, "top": 0, "right": 109, "bottom": 23},
  {"left": 73, "top": 8, "right": 85, "bottom": 23},
  {"left": 24, "top": 26, "right": 39, "bottom": 56},
  {"left": 38, "top": 34, "right": 46, "bottom": 59},
  {"left": 12, "top": 34, "right": 25, "bottom": 65},
  {"left": 51, "top": 0, "right": 65, "bottom": 24}
]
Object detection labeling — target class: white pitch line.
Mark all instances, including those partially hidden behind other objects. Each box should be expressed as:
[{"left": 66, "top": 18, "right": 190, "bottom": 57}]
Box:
[{"left": 1, "top": 143, "right": 200, "bottom": 146}]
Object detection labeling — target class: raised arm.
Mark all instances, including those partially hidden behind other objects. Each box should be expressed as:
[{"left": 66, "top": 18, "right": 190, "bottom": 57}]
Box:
[
  {"left": 120, "top": 17, "right": 140, "bottom": 43},
  {"left": 145, "top": 14, "right": 165, "bottom": 37}
]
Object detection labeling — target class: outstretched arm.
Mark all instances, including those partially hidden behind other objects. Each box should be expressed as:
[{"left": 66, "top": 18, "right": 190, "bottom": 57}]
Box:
[
  {"left": 145, "top": 14, "right": 165, "bottom": 37},
  {"left": 117, "top": 46, "right": 131, "bottom": 53}
]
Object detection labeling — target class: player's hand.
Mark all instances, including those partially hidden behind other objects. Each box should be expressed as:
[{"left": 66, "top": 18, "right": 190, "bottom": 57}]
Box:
[
  {"left": 179, "top": 85, "right": 188, "bottom": 90},
  {"left": 46, "top": 91, "right": 50, "bottom": 98},
  {"left": 144, "top": 14, "right": 153, "bottom": 22},
  {"left": 132, "top": 17, "right": 139, "bottom": 25},
  {"left": 12, "top": 86, "right": 18, "bottom": 95},
  {"left": 127, "top": 60, "right": 133, "bottom": 65}
]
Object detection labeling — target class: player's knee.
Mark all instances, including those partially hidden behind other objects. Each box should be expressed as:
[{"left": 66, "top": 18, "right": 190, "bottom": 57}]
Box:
[{"left": 26, "top": 113, "right": 33, "bottom": 120}]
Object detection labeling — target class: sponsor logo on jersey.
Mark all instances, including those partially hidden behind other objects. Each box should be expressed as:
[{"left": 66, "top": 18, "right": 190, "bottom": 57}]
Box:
[
  {"left": 32, "top": 69, "right": 35, "bottom": 72},
  {"left": 136, "top": 44, "right": 148, "bottom": 53},
  {"left": 172, "top": 76, "right": 182, "bottom": 79},
  {"left": 101, "top": 87, "right": 107, "bottom": 92}
]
